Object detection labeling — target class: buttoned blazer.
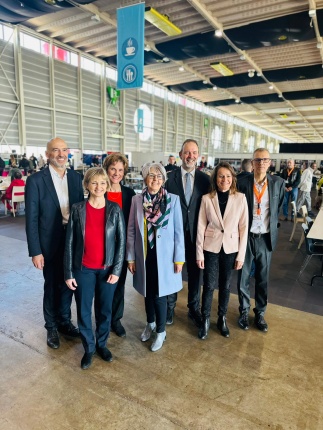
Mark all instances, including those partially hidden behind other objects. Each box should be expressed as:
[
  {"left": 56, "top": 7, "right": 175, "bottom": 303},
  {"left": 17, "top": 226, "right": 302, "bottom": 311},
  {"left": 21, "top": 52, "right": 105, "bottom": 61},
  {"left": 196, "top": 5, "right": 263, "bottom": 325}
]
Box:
[
  {"left": 165, "top": 168, "right": 210, "bottom": 242},
  {"left": 237, "top": 173, "right": 284, "bottom": 251},
  {"left": 25, "top": 168, "right": 84, "bottom": 260},
  {"left": 196, "top": 192, "right": 249, "bottom": 262},
  {"left": 126, "top": 192, "right": 185, "bottom": 297}
]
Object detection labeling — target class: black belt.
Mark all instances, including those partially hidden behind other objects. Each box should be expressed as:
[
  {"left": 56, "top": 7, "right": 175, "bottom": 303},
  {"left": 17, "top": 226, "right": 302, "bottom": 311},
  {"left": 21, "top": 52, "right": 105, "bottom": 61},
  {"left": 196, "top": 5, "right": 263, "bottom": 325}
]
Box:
[{"left": 250, "top": 232, "right": 269, "bottom": 239}]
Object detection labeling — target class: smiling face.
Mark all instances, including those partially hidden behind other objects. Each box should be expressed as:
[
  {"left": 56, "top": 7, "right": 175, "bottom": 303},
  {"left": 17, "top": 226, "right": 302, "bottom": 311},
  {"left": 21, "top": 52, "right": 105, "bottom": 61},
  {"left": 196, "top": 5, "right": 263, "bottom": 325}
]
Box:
[
  {"left": 179, "top": 141, "right": 199, "bottom": 172},
  {"left": 46, "top": 138, "right": 68, "bottom": 171},
  {"left": 145, "top": 167, "right": 164, "bottom": 194},
  {"left": 107, "top": 161, "right": 125, "bottom": 186},
  {"left": 87, "top": 175, "right": 108, "bottom": 198},
  {"left": 216, "top": 167, "right": 233, "bottom": 192}
]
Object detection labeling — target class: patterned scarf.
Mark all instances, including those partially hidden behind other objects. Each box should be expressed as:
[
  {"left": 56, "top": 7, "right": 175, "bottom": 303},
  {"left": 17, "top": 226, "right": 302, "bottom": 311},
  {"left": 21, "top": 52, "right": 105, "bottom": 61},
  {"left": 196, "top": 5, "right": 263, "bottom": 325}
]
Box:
[{"left": 142, "top": 186, "right": 171, "bottom": 249}]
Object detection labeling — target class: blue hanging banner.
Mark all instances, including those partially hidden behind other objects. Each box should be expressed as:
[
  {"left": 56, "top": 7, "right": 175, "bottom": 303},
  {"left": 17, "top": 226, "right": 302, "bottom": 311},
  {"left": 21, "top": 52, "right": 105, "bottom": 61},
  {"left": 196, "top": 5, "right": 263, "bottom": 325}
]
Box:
[{"left": 117, "top": 4, "right": 145, "bottom": 90}]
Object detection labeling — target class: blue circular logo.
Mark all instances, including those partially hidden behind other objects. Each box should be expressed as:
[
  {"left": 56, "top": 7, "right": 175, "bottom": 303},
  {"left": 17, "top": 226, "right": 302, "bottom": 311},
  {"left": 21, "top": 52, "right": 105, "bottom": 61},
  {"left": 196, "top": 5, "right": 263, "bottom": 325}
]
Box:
[
  {"left": 122, "top": 38, "right": 138, "bottom": 59},
  {"left": 122, "top": 65, "right": 137, "bottom": 84}
]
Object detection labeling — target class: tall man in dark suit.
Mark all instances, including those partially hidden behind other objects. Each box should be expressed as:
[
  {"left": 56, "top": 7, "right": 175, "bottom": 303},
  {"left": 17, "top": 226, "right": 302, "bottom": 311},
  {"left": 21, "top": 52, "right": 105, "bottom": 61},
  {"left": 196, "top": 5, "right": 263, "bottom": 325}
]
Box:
[
  {"left": 165, "top": 139, "right": 210, "bottom": 326},
  {"left": 237, "top": 148, "right": 284, "bottom": 332},
  {"left": 25, "top": 137, "right": 84, "bottom": 349}
]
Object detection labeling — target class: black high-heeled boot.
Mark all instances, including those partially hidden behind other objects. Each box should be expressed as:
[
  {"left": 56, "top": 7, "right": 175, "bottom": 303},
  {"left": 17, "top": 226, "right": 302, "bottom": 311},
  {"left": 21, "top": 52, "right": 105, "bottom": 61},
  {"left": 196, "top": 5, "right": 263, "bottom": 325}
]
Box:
[
  {"left": 217, "top": 315, "right": 230, "bottom": 338},
  {"left": 198, "top": 317, "right": 210, "bottom": 340}
]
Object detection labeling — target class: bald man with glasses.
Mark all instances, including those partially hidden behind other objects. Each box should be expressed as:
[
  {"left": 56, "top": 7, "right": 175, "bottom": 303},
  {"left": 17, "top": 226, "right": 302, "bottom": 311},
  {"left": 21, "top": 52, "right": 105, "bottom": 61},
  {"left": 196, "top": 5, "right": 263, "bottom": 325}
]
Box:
[{"left": 237, "top": 148, "right": 284, "bottom": 332}]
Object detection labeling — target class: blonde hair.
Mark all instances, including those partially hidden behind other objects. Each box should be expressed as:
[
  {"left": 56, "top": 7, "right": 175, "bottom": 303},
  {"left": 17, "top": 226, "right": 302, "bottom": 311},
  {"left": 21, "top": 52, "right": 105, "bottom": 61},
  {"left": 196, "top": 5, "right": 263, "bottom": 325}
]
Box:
[{"left": 83, "top": 167, "right": 110, "bottom": 190}]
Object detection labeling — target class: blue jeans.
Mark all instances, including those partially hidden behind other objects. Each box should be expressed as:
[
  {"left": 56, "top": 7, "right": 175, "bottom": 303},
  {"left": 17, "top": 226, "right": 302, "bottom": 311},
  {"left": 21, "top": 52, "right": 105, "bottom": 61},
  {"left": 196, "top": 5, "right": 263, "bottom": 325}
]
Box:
[
  {"left": 283, "top": 188, "right": 298, "bottom": 218},
  {"left": 74, "top": 266, "right": 117, "bottom": 353}
]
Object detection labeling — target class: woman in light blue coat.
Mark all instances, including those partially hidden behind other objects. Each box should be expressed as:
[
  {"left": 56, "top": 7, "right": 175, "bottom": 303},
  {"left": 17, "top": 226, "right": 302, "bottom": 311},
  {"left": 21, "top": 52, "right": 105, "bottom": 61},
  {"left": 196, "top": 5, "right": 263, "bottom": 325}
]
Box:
[{"left": 127, "top": 162, "right": 185, "bottom": 352}]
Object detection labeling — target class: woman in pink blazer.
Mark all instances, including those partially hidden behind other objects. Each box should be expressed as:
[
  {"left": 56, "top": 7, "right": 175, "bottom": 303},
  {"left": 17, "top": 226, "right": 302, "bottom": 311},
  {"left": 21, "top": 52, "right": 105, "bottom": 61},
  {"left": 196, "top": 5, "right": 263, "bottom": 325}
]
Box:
[{"left": 196, "top": 162, "right": 248, "bottom": 339}]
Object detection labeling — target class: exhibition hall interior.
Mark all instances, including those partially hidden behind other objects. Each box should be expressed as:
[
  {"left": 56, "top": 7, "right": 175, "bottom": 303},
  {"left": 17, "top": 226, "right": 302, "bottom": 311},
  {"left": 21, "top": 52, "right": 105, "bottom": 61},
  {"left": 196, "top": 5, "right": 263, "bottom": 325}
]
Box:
[{"left": 0, "top": 1, "right": 323, "bottom": 428}]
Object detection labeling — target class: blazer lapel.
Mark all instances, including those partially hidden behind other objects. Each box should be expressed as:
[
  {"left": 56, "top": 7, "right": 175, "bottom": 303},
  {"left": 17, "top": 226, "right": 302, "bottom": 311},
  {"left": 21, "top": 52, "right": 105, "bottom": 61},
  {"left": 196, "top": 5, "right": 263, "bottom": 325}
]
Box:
[
  {"left": 267, "top": 174, "right": 274, "bottom": 212},
  {"left": 174, "top": 168, "right": 186, "bottom": 205},
  {"left": 136, "top": 196, "right": 144, "bottom": 237},
  {"left": 43, "top": 168, "right": 60, "bottom": 210},
  {"left": 211, "top": 195, "right": 224, "bottom": 229},
  {"left": 223, "top": 193, "right": 234, "bottom": 223}
]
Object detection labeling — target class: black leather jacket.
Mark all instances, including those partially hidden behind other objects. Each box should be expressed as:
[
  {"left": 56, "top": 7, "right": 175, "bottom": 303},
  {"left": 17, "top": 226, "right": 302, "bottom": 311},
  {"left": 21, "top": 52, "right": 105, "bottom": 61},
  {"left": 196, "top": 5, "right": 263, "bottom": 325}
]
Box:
[{"left": 64, "top": 200, "right": 126, "bottom": 280}]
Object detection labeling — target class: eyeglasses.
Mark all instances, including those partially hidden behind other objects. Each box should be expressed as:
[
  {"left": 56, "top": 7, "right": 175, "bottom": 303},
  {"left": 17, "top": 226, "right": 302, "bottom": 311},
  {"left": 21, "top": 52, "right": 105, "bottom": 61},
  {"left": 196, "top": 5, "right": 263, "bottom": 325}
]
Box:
[
  {"left": 147, "top": 174, "right": 163, "bottom": 180},
  {"left": 253, "top": 158, "right": 270, "bottom": 163}
]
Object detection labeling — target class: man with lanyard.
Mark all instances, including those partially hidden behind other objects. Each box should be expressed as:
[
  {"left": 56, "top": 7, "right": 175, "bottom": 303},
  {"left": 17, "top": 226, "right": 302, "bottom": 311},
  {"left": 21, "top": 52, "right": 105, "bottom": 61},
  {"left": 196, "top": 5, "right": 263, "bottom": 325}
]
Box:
[
  {"left": 25, "top": 137, "right": 84, "bottom": 349},
  {"left": 280, "top": 159, "right": 301, "bottom": 221},
  {"left": 237, "top": 148, "right": 284, "bottom": 332}
]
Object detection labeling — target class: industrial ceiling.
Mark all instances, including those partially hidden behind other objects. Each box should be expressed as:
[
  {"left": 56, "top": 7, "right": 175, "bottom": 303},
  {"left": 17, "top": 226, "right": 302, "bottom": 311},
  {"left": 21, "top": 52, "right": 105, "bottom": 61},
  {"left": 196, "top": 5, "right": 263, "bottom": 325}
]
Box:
[{"left": 2, "top": 0, "right": 323, "bottom": 144}]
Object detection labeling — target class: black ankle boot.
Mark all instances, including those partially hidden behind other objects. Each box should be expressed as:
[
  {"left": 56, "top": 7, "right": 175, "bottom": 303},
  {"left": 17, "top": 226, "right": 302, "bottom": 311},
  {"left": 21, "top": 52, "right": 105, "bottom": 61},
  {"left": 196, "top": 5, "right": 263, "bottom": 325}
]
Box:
[
  {"left": 198, "top": 317, "right": 210, "bottom": 340},
  {"left": 217, "top": 315, "right": 230, "bottom": 338}
]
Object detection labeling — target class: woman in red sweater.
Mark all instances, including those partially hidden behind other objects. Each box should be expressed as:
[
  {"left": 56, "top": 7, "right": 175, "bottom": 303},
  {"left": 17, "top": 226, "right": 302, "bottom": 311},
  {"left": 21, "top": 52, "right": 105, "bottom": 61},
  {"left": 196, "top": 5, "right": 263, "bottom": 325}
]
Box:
[
  {"left": 64, "top": 167, "right": 126, "bottom": 370},
  {"left": 1, "top": 170, "right": 25, "bottom": 213}
]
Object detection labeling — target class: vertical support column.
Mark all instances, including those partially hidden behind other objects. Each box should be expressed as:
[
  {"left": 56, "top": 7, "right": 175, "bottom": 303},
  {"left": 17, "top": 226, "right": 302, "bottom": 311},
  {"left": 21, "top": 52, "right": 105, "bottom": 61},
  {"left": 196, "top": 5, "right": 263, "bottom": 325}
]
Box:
[
  {"left": 174, "top": 99, "right": 179, "bottom": 152},
  {"left": 78, "top": 53, "right": 83, "bottom": 154},
  {"left": 14, "top": 27, "right": 26, "bottom": 152},
  {"left": 49, "top": 39, "right": 56, "bottom": 137},
  {"left": 120, "top": 89, "right": 126, "bottom": 154},
  {"left": 101, "top": 64, "right": 107, "bottom": 153},
  {"left": 163, "top": 96, "right": 167, "bottom": 154}
]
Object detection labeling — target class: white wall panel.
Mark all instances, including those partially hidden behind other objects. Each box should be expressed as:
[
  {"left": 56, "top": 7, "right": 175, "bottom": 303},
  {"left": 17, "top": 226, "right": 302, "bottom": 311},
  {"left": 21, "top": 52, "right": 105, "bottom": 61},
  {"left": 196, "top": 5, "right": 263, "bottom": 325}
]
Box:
[
  {"left": 56, "top": 111, "right": 79, "bottom": 148},
  {"left": 54, "top": 60, "right": 78, "bottom": 113},
  {"left": 83, "top": 116, "right": 101, "bottom": 150},
  {"left": 0, "top": 40, "right": 16, "bottom": 102},
  {"left": 81, "top": 70, "right": 101, "bottom": 117},
  {"left": 0, "top": 101, "right": 19, "bottom": 146},
  {"left": 21, "top": 48, "right": 50, "bottom": 107},
  {"left": 186, "top": 108, "right": 194, "bottom": 136},
  {"left": 25, "top": 106, "right": 52, "bottom": 145}
]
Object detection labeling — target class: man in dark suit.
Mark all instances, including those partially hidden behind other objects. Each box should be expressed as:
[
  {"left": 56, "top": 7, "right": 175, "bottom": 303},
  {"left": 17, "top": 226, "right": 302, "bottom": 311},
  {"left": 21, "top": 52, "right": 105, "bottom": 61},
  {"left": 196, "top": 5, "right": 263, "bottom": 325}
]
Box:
[
  {"left": 165, "top": 139, "right": 210, "bottom": 326},
  {"left": 237, "top": 148, "right": 284, "bottom": 332},
  {"left": 25, "top": 137, "right": 84, "bottom": 349}
]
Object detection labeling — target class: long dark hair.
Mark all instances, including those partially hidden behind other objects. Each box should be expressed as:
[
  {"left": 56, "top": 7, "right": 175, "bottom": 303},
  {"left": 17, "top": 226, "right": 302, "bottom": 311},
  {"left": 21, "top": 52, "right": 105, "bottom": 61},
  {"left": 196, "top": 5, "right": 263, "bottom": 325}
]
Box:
[{"left": 210, "top": 161, "right": 237, "bottom": 197}]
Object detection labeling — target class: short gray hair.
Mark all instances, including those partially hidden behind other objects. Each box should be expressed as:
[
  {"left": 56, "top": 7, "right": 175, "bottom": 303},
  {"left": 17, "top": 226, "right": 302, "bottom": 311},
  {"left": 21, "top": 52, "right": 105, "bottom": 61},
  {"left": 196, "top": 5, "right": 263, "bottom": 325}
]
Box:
[{"left": 141, "top": 162, "right": 167, "bottom": 183}]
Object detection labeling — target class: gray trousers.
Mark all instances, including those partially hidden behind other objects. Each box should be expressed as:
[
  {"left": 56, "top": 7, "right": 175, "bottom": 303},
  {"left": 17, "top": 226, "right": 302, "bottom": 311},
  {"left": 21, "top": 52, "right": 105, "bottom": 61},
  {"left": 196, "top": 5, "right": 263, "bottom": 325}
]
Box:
[
  {"left": 237, "top": 233, "right": 272, "bottom": 315},
  {"left": 296, "top": 190, "right": 312, "bottom": 212}
]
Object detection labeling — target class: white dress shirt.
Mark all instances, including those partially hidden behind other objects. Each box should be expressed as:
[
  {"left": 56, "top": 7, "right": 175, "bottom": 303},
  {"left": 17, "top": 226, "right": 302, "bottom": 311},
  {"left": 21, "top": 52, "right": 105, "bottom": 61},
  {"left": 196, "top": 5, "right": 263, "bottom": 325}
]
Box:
[
  {"left": 181, "top": 166, "right": 195, "bottom": 194},
  {"left": 49, "top": 164, "right": 70, "bottom": 225},
  {"left": 250, "top": 178, "right": 270, "bottom": 234}
]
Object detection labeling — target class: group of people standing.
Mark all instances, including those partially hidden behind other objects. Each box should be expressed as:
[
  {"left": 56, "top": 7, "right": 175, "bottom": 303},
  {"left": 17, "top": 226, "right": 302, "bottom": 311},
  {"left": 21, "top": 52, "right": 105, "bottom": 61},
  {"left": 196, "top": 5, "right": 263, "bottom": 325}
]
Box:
[{"left": 25, "top": 137, "right": 285, "bottom": 370}]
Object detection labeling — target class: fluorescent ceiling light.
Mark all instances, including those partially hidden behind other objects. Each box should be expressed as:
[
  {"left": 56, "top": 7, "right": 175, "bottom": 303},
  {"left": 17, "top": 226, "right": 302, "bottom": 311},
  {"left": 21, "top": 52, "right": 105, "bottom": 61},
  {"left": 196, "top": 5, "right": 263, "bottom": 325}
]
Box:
[
  {"left": 178, "top": 66, "right": 184, "bottom": 72},
  {"left": 210, "top": 62, "right": 234, "bottom": 76},
  {"left": 215, "top": 29, "right": 222, "bottom": 37},
  {"left": 212, "top": 86, "right": 217, "bottom": 90},
  {"left": 309, "top": 9, "right": 316, "bottom": 17},
  {"left": 145, "top": 7, "right": 182, "bottom": 36}
]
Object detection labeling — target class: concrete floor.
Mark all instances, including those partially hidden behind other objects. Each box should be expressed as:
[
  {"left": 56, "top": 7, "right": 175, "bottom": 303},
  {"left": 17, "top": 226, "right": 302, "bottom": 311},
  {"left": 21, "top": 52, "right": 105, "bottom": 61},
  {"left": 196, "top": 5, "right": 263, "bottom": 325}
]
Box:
[{"left": 1, "top": 217, "right": 323, "bottom": 429}]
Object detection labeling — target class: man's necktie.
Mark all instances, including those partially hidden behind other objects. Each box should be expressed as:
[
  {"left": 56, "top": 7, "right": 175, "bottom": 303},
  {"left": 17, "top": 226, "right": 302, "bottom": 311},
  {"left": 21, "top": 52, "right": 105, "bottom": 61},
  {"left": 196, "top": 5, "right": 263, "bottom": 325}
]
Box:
[{"left": 185, "top": 172, "right": 192, "bottom": 205}]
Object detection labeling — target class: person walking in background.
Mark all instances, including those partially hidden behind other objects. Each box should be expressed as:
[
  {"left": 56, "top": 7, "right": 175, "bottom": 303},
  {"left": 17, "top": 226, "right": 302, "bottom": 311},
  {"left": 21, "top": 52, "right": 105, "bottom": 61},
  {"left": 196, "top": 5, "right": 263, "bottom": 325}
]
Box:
[
  {"left": 296, "top": 162, "right": 316, "bottom": 217},
  {"left": 196, "top": 162, "right": 248, "bottom": 339},
  {"left": 103, "top": 153, "right": 136, "bottom": 338},
  {"left": 165, "top": 155, "right": 177, "bottom": 174},
  {"left": 280, "top": 159, "right": 300, "bottom": 221},
  {"left": 38, "top": 154, "right": 45, "bottom": 170},
  {"left": 64, "top": 167, "right": 125, "bottom": 369},
  {"left": 127, "top": 162, "right": 185, "bottom": 352},
  {"left": 0, "top": 156, "right": 5, "bottom": 176},
  {"left": 237, "top": 148, "right": 284, "bottom": 332},
  {"left": 25, "top": 137, "right": 84, "bottom": 349},
  {"left": 237, "top": 159, "right": 253, "bottom": 182},
  {"left": 165, "top": 139, "right": 210, "bottom": 327}
]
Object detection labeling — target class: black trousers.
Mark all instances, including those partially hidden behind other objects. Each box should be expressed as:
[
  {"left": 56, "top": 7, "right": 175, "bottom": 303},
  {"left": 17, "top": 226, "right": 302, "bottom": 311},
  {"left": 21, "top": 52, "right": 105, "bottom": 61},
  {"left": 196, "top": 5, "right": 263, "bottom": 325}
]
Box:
[
  {"left": 145, "top": 246, "right": 167, "bottom": 334},
  {"left": 202, "top": 249, "right": 237, "bottom": 318},
  {"left": 42, "top": 231, "right": 73, "bottom": 330},
  {"left": 167, "top": 230, "right": 202, "bottom": 311},
  {"left": 237, "top": 234, "right": 272, "bottom": 315},
  {"left": 111, "top": 260, "right": 128, "bottom": 326}
]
